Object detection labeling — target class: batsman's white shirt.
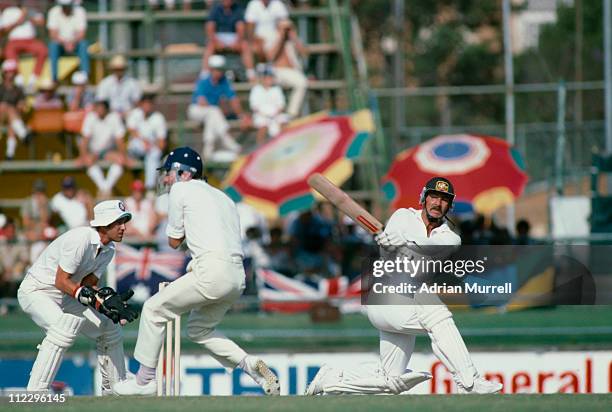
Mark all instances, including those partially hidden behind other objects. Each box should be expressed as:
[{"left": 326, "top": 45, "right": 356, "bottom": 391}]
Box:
[
  {"left": 385, "top": 207, "right": 461, "bottom": 254},
  {"left": 25, "top": 226, "right": 115, "bottom": 287},
  {"left": 166, "top": 179, "right": 243, "bottom": 258}
]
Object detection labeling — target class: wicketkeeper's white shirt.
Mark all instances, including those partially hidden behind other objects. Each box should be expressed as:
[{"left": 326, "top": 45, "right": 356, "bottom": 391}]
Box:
[
  {"left": 25, "top": 226, "right": 115, "bottom": 287},
  {"left": 166, "top": 179, "right": 243, "bottom": 258}
]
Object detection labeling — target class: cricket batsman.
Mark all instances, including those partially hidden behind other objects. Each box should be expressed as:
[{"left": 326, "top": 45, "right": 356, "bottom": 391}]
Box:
[
  {"left": 306, "top": 177, "right": 503, "bottom": 395},
  {"left": 113, "top": 147, "right": 280, "bottom": 395},
  {"left": 17, "top": 200, "right": 139, "bottom": 393}
]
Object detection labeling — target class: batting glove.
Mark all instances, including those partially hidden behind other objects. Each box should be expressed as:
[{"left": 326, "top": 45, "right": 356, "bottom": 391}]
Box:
[{"left": 375, "top": 231, "right": 406, "bottom": 249}]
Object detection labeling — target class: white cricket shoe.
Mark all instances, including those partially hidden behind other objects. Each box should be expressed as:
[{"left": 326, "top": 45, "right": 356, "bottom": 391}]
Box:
[
  {"left": 457, "top": 376, "right": 503, "bottom": 394},
  {"left": 242, "top": 356, "right": 281, "bottom": 396},
  {"left": 305, "top": 364, "right": 335, "bottom": 395},
  {"left": 112, "top": 376, "right": 157, "bottom": 396}
]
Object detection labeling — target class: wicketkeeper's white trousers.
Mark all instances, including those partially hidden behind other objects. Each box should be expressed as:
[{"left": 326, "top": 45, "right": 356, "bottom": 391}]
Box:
[
  {"left": 17, "top": 275, "right": 127, "bottom": 391},
  {"left": 134, "top": 252, "right": 247, "bottom": 370}
]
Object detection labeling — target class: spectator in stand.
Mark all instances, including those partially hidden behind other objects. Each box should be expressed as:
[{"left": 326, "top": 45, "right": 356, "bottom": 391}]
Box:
[
  {"left": 77, "top": 100, "right": 127, "bottom": 198},
  {"left": 47, "top": 0, "right": 89, "bottom": 82},
  {"left": 0, "top": 216, "right": 29, "bottom": 306},
  {"left": 288, "top": 208, "right": 336, "bottom": 276},
  {"left": 21, "top": 179, "right": 57, "bottom": 262},
  {"left": 245, "top": 0, "right": 289, "bottom": 59},
  {"left": 249, "top": 63, "right": 288, "bottom": 144},
  {"left": 32, "top": 79, "right": 63, "bottom": 110},
  {"left": 124, "top": 180, "right": 158, "bottom": 242},
  {"left": 514, "top": 219, "right": 534, "bottom": 245},
  {"left": 96, "top": 55, "right": 142, "bottom": 117},
  {"left": 0, "top": 59, "right": 31, "bottom": 160},
  {"left": 203, "top": 0, "right": 255, "bottom": 81},
  {"left": 126, "top": 94, "right": 167, "bottom": 191},
  {"left": 267, "top": 19, "right": 308, "bottom": 118},
  {"left": 49, "top": 176, "right": 92, "bottom": 230},
  {"left": 0, "top": 1, "right": 47, "bottom": 91},
  {"left": 67, "top": 71, "right": 94, "bottom": 112},
  {"left": 188, "top": 54, "right": 245, "bottom": 161},
  {"left": 265, "top": 226, "right": 293, "bottom": 275}
]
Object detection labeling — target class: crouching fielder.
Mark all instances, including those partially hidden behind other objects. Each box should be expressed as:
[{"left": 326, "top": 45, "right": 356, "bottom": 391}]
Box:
[
  {"left": 307, "top": 177, "right": 502, "bottom": 395},
  {"left": 18, "top": 200, "right": 139, "bottom": 393},
  {"left": 113, "top": 147, "right": 280, "bottom": 395}
]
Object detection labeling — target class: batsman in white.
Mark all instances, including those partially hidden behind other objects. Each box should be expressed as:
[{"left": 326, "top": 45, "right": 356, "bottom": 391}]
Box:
[
  {"left": 113, "top": 146, "right": 281, "bottom": 395},
  {"left": 17, "top": 200, "right": 139, "bottom": 393},
  {"left": 306, "top": 177, "right": 503, "bottom": 395}
]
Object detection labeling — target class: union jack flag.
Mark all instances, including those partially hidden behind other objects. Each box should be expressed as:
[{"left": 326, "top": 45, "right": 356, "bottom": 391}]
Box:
[
  {"left": 255, "top": 268, "right": 362, "bottom": 313},
  {"left": 114, "top": 244, "right": 187, "bottom": 302}
]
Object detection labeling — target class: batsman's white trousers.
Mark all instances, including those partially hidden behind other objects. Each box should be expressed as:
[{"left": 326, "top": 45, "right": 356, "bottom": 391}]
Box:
[
  {"left": 367, "top": 297, "right": 477, "bottom": 387},
  {"left": 134, "top": 252, "right": 247, "bottom": 369},
  {"left": 17, "top": 275, "right": 127, "bottom": 390}
]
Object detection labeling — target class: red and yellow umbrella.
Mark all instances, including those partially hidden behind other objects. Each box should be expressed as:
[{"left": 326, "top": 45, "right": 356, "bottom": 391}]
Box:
[
  {"left": 382, "top": 134, "right": 528, "bottom": 214},
  {"left": 224, "top": 110, "right": 374, "bottom": 219}
]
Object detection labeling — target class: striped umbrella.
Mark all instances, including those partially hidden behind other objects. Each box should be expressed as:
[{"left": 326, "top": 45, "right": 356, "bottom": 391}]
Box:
[{"left": 224, "top": 110, "right": 375, "bottom": 219}]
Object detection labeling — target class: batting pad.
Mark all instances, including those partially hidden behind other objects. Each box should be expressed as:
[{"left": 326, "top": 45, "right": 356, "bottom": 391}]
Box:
[
  {"left": 429, "top": 318, "right": 476, "bottom": 389},
  {"left": 27, "top": 313, "right": 84, "bottom": 391}
]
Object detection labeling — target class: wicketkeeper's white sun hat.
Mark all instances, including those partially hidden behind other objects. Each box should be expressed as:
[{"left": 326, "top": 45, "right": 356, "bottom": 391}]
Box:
[{"left": 90, "top": 200, "right": 132, "bottom": 227}]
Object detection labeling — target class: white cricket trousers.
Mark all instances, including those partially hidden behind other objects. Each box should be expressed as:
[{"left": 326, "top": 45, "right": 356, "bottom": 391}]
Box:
[
  {"left": 134, "top": 252, "right": 247, "bottom": 369},
  {"left": 17, "top": 275, "right": 127, "bottom": 391},
  {"left": 274, "top": 67, "right": 308, "bottom": 118},
  {"left": 187, "top": 104, "right": 240, "bottom": 160}
]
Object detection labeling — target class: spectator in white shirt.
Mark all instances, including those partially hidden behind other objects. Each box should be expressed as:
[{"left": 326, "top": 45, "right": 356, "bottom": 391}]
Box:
[
  {"left": 50, "top": 176, "right": 92, "bottom": 230},
  {"left": 77, "top": 100, "right": 127, "bottom": 197},
  {"left": 126, "top": 94, "right": 167, "bottom": 191},
  {"left": 1, "top": 1, "right": 47, "bottom": 90},
  {"left": 245, "top": 0, "right": 289, "bottom": 57},
  {"left": 47, "top": 0, "right": 88, "bottom": 82},
  {"left": 249, "top": 64, "right": 288, "bottom": 144},
  {"left": 124, "top": 180, "right": 158, "bottom": 242},
  {"left": 96, "top": 55, "right": 142, "bottom": 117},
  {"left": 267, "top": 19, "right": 308, "bottom": 118}
]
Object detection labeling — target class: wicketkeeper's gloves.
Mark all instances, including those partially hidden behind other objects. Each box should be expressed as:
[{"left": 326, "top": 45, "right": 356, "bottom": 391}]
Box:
[{"left": 74, "top": 286, "right": 140, "bottom": 324}]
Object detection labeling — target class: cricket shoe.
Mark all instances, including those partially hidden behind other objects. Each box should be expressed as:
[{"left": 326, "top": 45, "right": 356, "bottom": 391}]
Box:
[
  {"left": 305, "top": 364, "right": 336, "bottom": 395},
  {"left": 112, "top": 376, "right": 156, "bottom": 396},
  {"left": 456, "top": 375, "right": 503, "bottom": 394},
  {"left": 242, "top": 356, "right": 281, "bottom": 395}
]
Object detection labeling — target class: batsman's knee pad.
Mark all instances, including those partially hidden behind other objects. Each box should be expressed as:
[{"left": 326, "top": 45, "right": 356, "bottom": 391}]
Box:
[{"left": 417, "top": 304, "right": 452, "bottom": 331}]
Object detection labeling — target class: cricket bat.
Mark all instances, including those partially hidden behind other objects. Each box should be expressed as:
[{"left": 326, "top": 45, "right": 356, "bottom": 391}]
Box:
[{"left": 307, "top": 173, "right": 384, "bottom": 234}]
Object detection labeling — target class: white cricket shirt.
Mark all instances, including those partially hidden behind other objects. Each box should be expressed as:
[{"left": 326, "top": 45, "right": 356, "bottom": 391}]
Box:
[
  {"left": 384, "top": 208, "right": 461, "bottom": 259},
  {"left": 46, "top": 5, "right": 87, "bottom": 43},
  {"left": 166, "top": 179, "right": 243, "bottom": 258},
  {"left": 244, "top": 0, "right": 288, "bottom": 41},
  {"left": 126, "top": 108, "right": 167, "bottom": 143},
  {"left": 1, "top": 7, "right": 36, "bottom": 40},
  {"left": 25, "top": 226, "right": 115, "bottom": 286},
  {"left": 81, "top": 111, "right": 125, "bottom": 154}
]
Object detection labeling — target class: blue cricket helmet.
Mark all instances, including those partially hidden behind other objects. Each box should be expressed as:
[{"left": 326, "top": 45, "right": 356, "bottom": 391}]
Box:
[{"left": 158, "top": 147, "right": 203, "bottom": 179}]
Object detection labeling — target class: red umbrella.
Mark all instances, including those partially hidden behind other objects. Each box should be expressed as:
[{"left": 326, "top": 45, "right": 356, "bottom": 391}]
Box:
[{"left": 382, "top": 134, "right": 528, "bottom": 214}]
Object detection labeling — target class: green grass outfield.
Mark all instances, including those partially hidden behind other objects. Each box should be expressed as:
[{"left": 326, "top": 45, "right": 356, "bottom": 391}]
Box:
[
  {"left": 1, "top": 395, "right": 611, "bottom": 412},
  {"left": 1, "top": 305, "right": 611, "bottom": 353}
]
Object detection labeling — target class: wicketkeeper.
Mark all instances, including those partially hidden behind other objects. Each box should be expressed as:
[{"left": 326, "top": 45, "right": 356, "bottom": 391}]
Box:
[
  {"left": 113, "top": 147, "right": 280, "bottom": 396},
  {"left": 18, "top": 200, "right": 139, "bottom": 393}
]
